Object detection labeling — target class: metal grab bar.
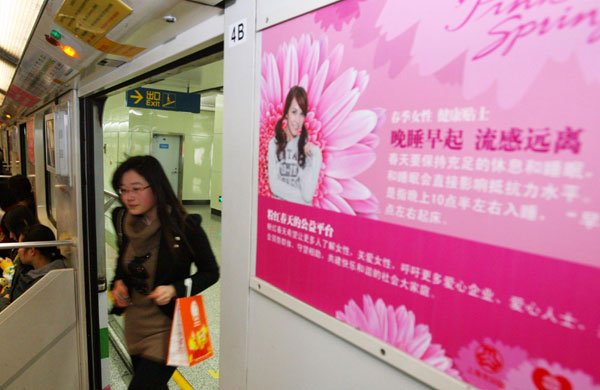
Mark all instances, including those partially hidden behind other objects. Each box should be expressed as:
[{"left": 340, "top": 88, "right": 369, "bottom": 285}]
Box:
[
  {"left": 0, "top": 240, "right": 74, "bottom": 250},
  {"left": 104, "top": 190, "right": 120, "bottom": 212},
  {"left": 104, "top": 189, "right": 118, "bottom": 199}
]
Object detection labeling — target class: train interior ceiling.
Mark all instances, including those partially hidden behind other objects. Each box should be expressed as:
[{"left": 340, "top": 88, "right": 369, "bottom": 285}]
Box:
[{"left": 0, "top": 1, "right": 225, "bottom": 390}]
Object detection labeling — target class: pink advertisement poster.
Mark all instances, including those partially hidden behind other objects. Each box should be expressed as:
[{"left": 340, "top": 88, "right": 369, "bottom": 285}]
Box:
[
  {"left": 27, "top": 119, "right": 35, "bottom": 164},
  {"left": 256, "top": 1, "right": 600, "bottom": 389}
]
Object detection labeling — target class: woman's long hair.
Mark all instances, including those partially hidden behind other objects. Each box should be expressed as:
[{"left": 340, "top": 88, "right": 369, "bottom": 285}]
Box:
[
  {"left": 111, "top": 155, "right": 189, "bottom": 256},
  {"left": 3, "top": 205, "right": 38, "bottom": 239},
  {"left": 0, "top": 181, "right": 17, "bottom": 211},
  {"left": 8, "top": 175, "right": 36, "bottom": 217},
  {"left": 274, "top": 86, "right": 309, "bottom": 168}
]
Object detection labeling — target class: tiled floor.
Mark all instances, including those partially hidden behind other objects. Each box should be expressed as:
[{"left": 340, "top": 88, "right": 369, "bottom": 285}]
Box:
[{"left": 107, "top": 204, "right": 221, "bottom": 390}]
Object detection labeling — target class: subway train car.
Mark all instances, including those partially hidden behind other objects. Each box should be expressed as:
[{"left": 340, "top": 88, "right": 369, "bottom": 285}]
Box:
[{"left": 0, "top": 1, "right": 598, "bottom": 389}]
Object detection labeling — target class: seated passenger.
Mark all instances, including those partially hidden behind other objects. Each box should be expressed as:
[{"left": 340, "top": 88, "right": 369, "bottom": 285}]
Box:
[
  {"left": 0, "top": 224, "right": 66, "bottom": 309},
  {"left": 0, "top": 205, "right": 38, "bottom": 309}
]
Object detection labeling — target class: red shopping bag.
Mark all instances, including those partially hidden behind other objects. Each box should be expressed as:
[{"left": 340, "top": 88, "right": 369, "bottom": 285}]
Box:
[{"left": 166, "top": 295, "right": 213, "bottom": 367}]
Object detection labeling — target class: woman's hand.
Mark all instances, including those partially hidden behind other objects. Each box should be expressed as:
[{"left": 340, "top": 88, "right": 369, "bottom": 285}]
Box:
[
  {"left": 112, "top": 280, "right": 131, "bottom": 308},
  {"left": 304, "top": 142, "right": 316, "bottom": 156},
  {"left": 148, "top": 285, "right": 176, "bottom": 306}
]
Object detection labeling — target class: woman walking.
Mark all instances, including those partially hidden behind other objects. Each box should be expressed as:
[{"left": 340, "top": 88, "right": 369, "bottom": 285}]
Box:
[{"left": 110, "top": 155, "right": 219, "bottom": 390}]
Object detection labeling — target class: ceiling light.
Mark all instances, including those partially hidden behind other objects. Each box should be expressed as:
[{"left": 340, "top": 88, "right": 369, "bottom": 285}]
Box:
[
  {"left": 0, "top": 0, "right": 44, "bottom": 102},
  {"left": 0, "top": 61, "right": 16, "bottom": 92},
  {"left": 61, "top": 45, "right": 77, "bottom": 58},
  {"left": 5, "top": 113, "right": 11, "bottom": 119},
  {"left": 0, "top": 1, "right": 44, "bottom": 59}
]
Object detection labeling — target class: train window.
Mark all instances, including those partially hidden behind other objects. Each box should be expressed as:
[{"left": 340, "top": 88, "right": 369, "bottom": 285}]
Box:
[{"left": 44, "top": 113, "right": 57, "bottom": 226}]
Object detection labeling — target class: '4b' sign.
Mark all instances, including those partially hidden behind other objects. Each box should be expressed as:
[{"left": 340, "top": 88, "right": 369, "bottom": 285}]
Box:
[{"left": 229, "top": 18, "right": 247, "bottom": 48}]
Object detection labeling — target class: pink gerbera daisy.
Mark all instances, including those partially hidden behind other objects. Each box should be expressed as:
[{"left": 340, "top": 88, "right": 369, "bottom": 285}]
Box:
[
  {"left": 260, "top": 34, "right": 383, "bottom": 218},
  {"left": 336, "top": 295, "right": 461, "bottom": 378}
]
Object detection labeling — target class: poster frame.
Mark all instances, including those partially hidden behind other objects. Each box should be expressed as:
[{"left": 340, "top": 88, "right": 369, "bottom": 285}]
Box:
[
  {"left": 250, "top": 277, "right": 474, "bottom": 390},
  {"left": 44, "top": 112, "right": 56, "bottom": 173},
  {"left": 250, "top": 1, "right": 600, "bottom": 389},
  {"left": 256, "top": 0, "right": 340, "bottom": 31},
  {"left": 249, "top": 7, "right": 475, "bottom": 390},
  {"left": 53, "top": 101, "right": 72, "bottom": 185}
]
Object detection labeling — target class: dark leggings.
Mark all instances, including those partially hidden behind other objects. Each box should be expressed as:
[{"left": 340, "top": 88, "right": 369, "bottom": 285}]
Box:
[{"left": 128, "top": 355, "right": 176, "bottom": 390}]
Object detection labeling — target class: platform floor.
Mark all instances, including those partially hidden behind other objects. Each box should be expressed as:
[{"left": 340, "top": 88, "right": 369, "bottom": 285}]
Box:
[{"left": 107, "top": 204, "right": 221, "bottom": 390}]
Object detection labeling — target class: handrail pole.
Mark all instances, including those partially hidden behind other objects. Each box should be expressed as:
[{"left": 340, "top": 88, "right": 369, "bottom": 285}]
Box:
[{"left": 0, "top": 240, "right": 75, "bottom": 249}]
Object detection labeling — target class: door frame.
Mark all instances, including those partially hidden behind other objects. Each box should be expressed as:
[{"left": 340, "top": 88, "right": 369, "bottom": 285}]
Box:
[{"left": 150, "top": 132, "right": 184, "bottom": 200}]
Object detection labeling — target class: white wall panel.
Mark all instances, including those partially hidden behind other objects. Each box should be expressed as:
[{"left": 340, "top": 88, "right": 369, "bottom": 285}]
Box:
[
  {"left": 247, "top": 291, "right": 432, "bottom": 390},
  {"left": 0, "top": 270, "right": 79, "bottom": 390},
  {"left": 220, "top": 0, "right": 257, "bottom": 389}
]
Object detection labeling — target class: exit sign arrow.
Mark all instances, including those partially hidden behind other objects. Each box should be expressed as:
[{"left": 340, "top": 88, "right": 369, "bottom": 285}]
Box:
[{"left": 130, "top": 89, "right": 143, "bottom": 104}]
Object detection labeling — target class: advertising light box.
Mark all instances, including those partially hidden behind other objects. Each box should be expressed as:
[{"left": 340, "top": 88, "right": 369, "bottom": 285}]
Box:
[{"left": 255, "top": 1, "right": 600, "bottom": 389}]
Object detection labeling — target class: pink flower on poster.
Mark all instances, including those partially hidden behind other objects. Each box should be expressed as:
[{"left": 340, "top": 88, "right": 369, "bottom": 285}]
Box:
[
  {"left": 335, "top": 295, "right": 461, "bottom": 378},
  {"left": 314, "top": 0, "right": 366, "bottom": 32},
  {"left": 260, "top": 34, "right": 383, "bottom": 218},
  {"left": 505, "top": 359, "right": 600, "bottom": 390},
  {"left": 370, "top": 0, "right": 600, "bottom": 108},
  {"left": 321, "top": 0, "right": 416, "bottom": 78},
  {"left": 455, "top": 338, "right": 528, "bottom": 390}
]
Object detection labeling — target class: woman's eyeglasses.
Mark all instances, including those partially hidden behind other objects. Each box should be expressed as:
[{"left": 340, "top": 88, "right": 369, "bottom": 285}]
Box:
[
  {"left": 127, "top": 253, "right": 151, "bottom": 295},
  {"left": 118, "top": 185, "right": 151, "bottom": 196}
]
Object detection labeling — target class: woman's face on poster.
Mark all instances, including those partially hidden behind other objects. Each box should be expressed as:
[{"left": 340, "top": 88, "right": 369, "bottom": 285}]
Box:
[{"left": 284, "top": 98, "right": 305, "bottom": 140}]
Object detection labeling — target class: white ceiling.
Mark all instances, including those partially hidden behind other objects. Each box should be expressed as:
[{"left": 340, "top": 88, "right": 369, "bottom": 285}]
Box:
[
  {"left": 145, "top": 59, "right": 224, "bottom": 93},
  {"left": 1, "top": 0, "right": 224, "bottom": 123}
]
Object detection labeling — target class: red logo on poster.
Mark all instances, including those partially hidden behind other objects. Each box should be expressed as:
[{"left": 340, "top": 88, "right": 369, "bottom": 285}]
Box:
[
  {"left": 475, "top": 343, "right": 504, "bottom": 373},
  {"left": 533, "top": 368, "right": 573, "bottom": 390}
]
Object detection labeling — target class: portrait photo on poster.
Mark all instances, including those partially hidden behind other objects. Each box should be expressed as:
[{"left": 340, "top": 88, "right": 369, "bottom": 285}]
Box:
[
  {"left": 260, "top": 67, "right": 382, "bottom": 218},
  {"left": 266, "top": 86, "right": 322, "bottom": 206}
]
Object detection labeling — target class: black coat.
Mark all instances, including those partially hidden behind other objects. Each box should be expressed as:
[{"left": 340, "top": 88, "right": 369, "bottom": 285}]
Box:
[{"left": 110, "top": 207, "right": 219, "bottom": 318}]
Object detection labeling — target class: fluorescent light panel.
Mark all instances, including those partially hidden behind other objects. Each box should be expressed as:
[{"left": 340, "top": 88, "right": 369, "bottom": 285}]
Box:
[
  {"left": 0, "top": 0, "right": 45, "bottom": 97},
  {"left": 0, "top": 0, "right": 44, "bottom": 59},
  {"left": 0, "top": 61, "right": 16, "bottom": 92}
]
